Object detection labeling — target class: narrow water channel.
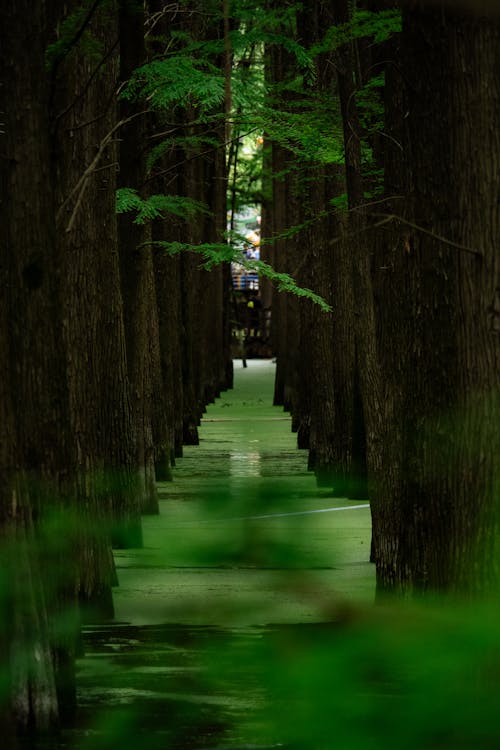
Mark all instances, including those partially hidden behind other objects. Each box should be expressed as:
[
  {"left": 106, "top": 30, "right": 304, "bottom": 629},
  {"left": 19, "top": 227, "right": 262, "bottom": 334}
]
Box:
[{"left": 53, "top": 359, "right": 374, "bottom": 749}]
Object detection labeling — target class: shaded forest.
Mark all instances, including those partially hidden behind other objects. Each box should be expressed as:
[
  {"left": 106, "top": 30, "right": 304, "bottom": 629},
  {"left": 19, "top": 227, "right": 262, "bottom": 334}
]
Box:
[{"left": 0, "top": 0, "right": 499, "bottom": 744}]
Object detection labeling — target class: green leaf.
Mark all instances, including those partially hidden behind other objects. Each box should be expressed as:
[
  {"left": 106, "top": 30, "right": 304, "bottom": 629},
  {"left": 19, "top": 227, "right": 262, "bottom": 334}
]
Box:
[
  {"left": 145, "top": 239, "right": 331, "bottom": 313},
  {"left": 121, "top": 56, "right": 225, "bottom": 111},
  {"left": 116, "top": 189, "right": 209, "bottom": 223},
  {"left": 315, "top": 9, "right": 401, "bottom": 55},
  {"left": 45, "top": 0, "right": 106, "bottom": 71}
]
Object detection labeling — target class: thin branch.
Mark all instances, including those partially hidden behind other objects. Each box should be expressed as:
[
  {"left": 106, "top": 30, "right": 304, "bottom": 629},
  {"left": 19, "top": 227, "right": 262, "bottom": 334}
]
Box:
[
  {"left": 148, "top": 127, "right": 178, "bottom": 140},
  {"left": 258, "top": 196, "right": 403, "bottom": 250},
  {"left": 143, "top": 126, "right": 262, "bottom": 187},
  {"left": 49, "top": 0, "right": 104, "bottom": 90},
  {"left": 54, "top": 38, "right": 120, "bottom": 125},
  {"left": 327, "top": 215, "right": 394, "bottom": 246},
  {"left": 145, "top": 4, "right": 180, "bottom": 37},
  {"left": 375, "top": 213, "right": 482, "bottom": 257},
  {"left": 59, "top": 112, "right": 147, "bottom": 232},
  {"left": 93, "top": 161, "right": 118, "bottom": 173},
  {"left": 376, "top": 129, "right": 404, "bottom": 152},
  {"left": 328, "top": 210, "right": 482, "bottom": 257}
]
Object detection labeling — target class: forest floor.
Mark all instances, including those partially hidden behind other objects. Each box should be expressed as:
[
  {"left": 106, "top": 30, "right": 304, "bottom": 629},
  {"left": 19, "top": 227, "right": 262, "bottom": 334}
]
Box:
[{"left": 68, "top": 360, "right": 375, "bottom": 750}]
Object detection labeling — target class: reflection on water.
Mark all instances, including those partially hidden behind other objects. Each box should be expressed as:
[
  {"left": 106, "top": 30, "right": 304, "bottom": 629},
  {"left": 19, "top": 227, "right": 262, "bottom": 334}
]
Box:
[
  {"left": 229, "top": 447, "right": 261, "bottom": 477},
  {"left": 49, "top": 623, "right": 274, "bottom": 750}
]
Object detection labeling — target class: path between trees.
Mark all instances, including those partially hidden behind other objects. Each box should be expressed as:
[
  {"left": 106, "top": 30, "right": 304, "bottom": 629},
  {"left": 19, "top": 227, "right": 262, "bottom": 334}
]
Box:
[
  {"left": 72, "top": 362, "right": 374, "bottom": 748},
  {"left": 113, "top": 359, "right": 374, "bottom": 626}
]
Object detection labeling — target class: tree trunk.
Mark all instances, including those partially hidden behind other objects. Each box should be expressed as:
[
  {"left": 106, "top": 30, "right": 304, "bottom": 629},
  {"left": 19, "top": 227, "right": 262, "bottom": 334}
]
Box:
[
  {"left": 333, "top": 0, "right": 373, "bottom": 500},
  {"left": 293, "top": 1, "right": 356, "bottom": 490},
  {"left": 48, "top": 1, "right": 143, "bottom": 617},
  {"left": 373, "top": 5, "right": 500, "bottom": 596},
  {"left": 118, "top": 0, "right": 160, "bottom": 514},
  {"left": 266, "top": 41, "right": 296, "bottom": 409},
  {"left": 1, "top": 0, "right": 78, "bottom": 731}
]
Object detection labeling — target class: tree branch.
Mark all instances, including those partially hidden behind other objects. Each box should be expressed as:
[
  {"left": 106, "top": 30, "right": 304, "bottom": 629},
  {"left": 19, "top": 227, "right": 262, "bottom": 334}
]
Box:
[
  {"left": 59, "top": 112, "right": 147, "bottom": 232},
  {"left": 331, "top": 209, "right": 483, "bottom": 257}
]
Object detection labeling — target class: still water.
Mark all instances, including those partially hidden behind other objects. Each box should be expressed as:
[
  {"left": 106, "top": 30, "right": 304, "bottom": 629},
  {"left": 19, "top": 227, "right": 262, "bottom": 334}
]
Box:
[{"left": 28, "top": 361, "right": 373, "bottom": 749}]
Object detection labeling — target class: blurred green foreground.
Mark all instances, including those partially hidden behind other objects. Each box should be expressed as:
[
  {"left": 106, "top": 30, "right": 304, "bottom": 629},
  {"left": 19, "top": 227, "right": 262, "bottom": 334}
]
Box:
[{"left": 68, "top": 360, "right": 500, "bottom": 750}]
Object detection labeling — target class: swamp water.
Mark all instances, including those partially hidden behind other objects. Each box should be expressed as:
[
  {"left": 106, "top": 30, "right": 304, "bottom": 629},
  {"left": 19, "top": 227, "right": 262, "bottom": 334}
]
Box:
[{"left": 43, "top": 359, "right": 375, "bottom": 749}]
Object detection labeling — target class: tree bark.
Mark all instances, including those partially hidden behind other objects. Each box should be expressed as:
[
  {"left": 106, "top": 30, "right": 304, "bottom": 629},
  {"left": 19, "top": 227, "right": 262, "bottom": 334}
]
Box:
[
  {"left": 333, "top": 0, "right": 373, "bottom": 500},
  {"left": 1, "top": 0, "right": 78, "bottom": 731},
  {"left": 118, "top": 0, "right": 160, "bottom": 515},
  {"left": 373, "top": 5, "right": 500, "bottom": 596}
]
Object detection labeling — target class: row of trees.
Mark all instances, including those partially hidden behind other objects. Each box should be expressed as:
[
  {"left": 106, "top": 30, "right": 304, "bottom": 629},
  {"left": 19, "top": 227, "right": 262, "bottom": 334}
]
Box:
[
  {"left": 260, "top": 0, "right": 499, "bottom": 598},
  {"left": 217, "top": 0, "right": 499, "bottom": 597},
  {"left": 1, "top": 0, "right": 499, "bottom": 741},
  {"left": 1, "top": 0, "right": 233, "bottom": 739}
]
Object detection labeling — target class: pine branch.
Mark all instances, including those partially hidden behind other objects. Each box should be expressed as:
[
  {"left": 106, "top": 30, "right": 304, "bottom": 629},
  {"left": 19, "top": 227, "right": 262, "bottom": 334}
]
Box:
[
  {"left": 140, "top": 240, "right": 331, "bottom": 312},
  {"left": 116, "top": 188, "right": 209, "bottom": 223}
]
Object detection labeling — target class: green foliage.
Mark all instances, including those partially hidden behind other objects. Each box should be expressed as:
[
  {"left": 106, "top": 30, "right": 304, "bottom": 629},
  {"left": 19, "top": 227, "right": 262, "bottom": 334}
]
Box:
[
  {"left": 226, "top": 5, "right": 400, "bottom": 215},
  {"left": 257, "top": 100, "right": 344, "bottom": 165},
  {"left": 45, "top": 0, "right": 105, "bottom": 72},
  {"left": 116, "top": 188, "right": 209, "bottom": 223},
  {"left": 146, "top": 239, "right": 331, "bottom": 312},
  {"left": 356, "top": 72, "right": 385, "bottom": 134},
  {"left": 240, "top": 601, "right": 500, "bottom": 750},
  {"left": 228, "top": 132, "right": 265, "bottom": 212},
  {"left": 150, "top": 240, "right": 236, "bottom": 266},
  {"left": 231, "top": 51, "right": 266, "bottom": 119},
  {"left": 121, "top": 56, "right": 225, "bottom": 112},
  {"left": 330, "top": 193, "right": 349, "bottom": 211},
  {"left": 119, "top": 1, "right": 400, "bottom": 311},
  {"left": 232, "top": 1, "right": 311, "bottom": 68},
  {"left": 246, "top": 258, "right": 332, "bottom": 312},
  {"left": 315, "top": 8, "right": 402, "bottom": 55},
  {"left": 146, "top": 134, "right": 220, "bottom": 171}
]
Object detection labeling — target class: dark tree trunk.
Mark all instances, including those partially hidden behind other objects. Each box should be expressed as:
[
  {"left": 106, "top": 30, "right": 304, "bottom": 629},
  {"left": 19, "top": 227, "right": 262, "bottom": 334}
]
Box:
[
  {"left": 1, "top": 0, "right": 78, "bottom": 732},
  {"left": 332, "top": 0, "right": 373, "bottom": 504},
  {"left": 307, "top": 182, "right": 353, "bottom": 491},
  {"left": 48, "top": 2, "right": 143, "bottom": 618},
  {"left": 146, "top": 0, "right": 186, "bottom": 464},
  {"left": 118, "top": 0, "right": 160, "bottom": 515},
  {"left": 265, "top": 41, "right": 297, "bottom": 409},
  {"left": 293, "top": 1, "right": 357, "bottom": 492},
  {"left": 373, "top": 5, "right": 500, "bottom": 596},
  {"left": 176, "top": 2, "right": 231, "bottom": 441},
  {"left": 180, "top": 128, "right": 204, "bottom": 445}
]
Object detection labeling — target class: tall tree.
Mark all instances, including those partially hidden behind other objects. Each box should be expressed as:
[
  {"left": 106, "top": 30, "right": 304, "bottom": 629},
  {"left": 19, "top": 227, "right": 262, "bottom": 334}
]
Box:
[
  {"left": 145, "top": 0, "right": 187, "bottom": 464},
  {"left": 48, "top": 0, "right": 143, "bottom": 614},
  {"left": 292, "top": 0, "right": 357, "bottom": 495},
  {"left": 265, "top": 36, "right": 299, "bottom": 409},
  {"left": 178, "top": 1, "right": 231, "bottom": 438},
  {"left": 118, "top": 0, "right": 161, "bottom": 514},
  {"left": 371, "top": 2, "right": 500, "bottom": 596},
  {"left": 330, "top": 0, "right": 373, "bottom": 500},
  {"left": 1, "top": 0, "right": 79, "bottom": 731}
]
